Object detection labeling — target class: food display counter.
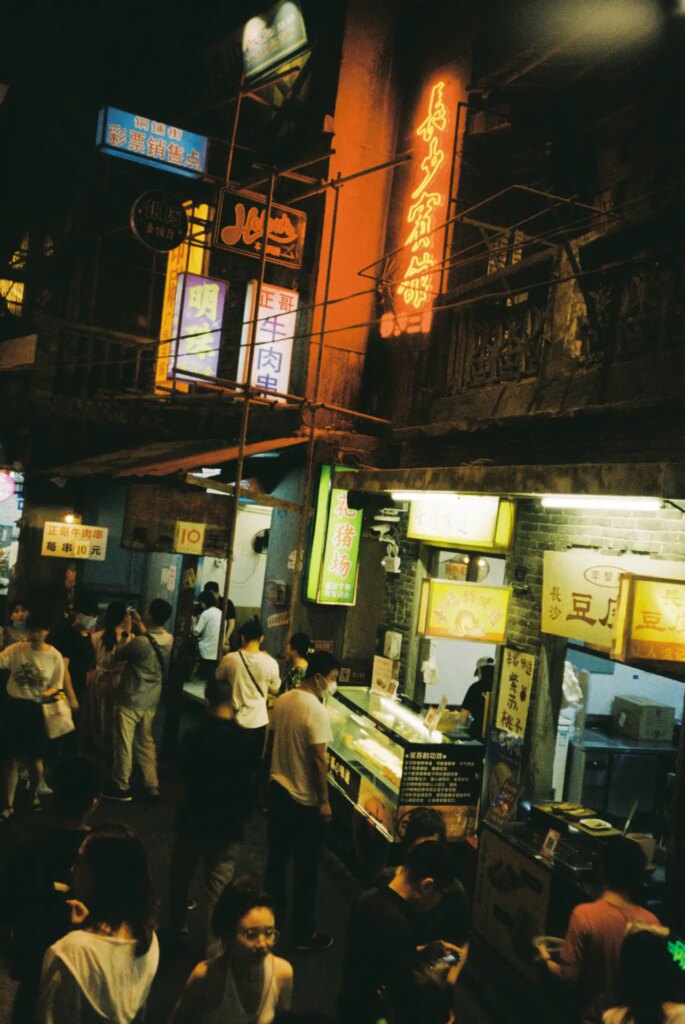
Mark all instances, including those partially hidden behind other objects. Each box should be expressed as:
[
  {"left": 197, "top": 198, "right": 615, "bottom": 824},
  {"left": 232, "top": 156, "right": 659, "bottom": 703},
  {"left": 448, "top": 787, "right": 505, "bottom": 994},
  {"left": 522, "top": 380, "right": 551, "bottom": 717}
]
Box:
[
  {"left": 473, "top": 814, "right": 666, "bottom": 984},
  {"left": 326, "top": 686, "right": 484, "bottom": 842}
]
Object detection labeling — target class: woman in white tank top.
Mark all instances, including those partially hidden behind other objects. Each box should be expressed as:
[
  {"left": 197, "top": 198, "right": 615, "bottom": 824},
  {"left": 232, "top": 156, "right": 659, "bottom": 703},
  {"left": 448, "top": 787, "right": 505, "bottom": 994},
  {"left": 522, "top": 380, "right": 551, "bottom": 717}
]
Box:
[{"left": 169, "top": 881, "right": 293, "bottom": 1024}]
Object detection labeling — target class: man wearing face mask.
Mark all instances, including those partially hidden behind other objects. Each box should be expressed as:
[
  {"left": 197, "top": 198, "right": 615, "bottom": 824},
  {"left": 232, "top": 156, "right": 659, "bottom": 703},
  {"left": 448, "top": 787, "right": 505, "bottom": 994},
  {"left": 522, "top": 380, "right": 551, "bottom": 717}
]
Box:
[{"left": 264, "top": 649, "right": 339, "bottom": 952}]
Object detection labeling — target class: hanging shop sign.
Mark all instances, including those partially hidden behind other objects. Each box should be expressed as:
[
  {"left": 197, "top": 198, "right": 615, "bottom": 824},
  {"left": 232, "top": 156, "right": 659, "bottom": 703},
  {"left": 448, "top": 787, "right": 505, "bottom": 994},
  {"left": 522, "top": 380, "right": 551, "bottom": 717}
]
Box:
[
  {"left": 237, "top": 281, "right": 298, "bottom": 400},
  {"left": 382, "top": 75, "right": 461, "bottom": 338},
  {"left": 541, "top": 549, "right": 685, "bottom": 651},
  {"left": 306, "top": 464, "right": 363, "bottom": 606},
  {"left": 173, "top": 521, "right": 206, "bottom": 555},
  {"left": 612, "top": 574, "right": 685, "bottom": 663},
  {"left": 407, "top": 495, "right": 515, "bottom": 550},
  {"left": 170, "top": 272, "right": 227, "bottom": 383},
  {"left": 96, "top": 107, "right": 208, "bottom": 178},
  {"left": 41, "top": 522, "right": 108, "bottom": 561},
  {"left": 417, "top": 579, "right": 511, "bottom": 643},
  {"left": 130, "top": 190, "right": 188, "bottom": 252},
  {"left": 242, "top": 0, "right": 308, "bottom": 80},
  {"left": 155, "top": 203, "right": 210, "bottom": 391},
  {"left": 214, "top": 188, "right": 306, "bottom": 269},
  {"left": 122, "top": 484, "right": 229, "bottom": 557},
  {"left": 494, "top": 647, "right": 535, "bottom": 740}
]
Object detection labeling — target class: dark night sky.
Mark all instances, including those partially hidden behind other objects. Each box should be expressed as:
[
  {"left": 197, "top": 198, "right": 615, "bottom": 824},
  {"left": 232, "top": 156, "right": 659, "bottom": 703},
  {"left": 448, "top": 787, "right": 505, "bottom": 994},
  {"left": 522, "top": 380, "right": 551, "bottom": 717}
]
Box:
[{"left": 0, "top": 1, "right": 264, "bottom": 265}]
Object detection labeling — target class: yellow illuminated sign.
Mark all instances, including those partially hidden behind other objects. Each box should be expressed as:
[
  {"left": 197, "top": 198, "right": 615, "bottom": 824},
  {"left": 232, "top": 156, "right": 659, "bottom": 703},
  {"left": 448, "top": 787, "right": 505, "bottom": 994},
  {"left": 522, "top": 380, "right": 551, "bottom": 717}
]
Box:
[
  {"left": 612, "top": 574, "right": 685, "bottom": 663},
  {"left": 155, "top": 202, "right": 209, "bottom": 392},
  {"left": 418, "top": 579, "right": 511, "bottom": 643},
  {"left": 407, "top": 496, "right": 515, "bottom": 550}
]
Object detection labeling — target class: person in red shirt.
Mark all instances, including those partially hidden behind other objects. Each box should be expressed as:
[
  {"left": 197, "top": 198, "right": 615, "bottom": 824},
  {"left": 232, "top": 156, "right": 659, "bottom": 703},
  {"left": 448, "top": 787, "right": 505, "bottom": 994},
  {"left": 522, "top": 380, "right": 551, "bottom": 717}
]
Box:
[{"left": 539, "top": 838, "right": 660, "bottom": 1024}]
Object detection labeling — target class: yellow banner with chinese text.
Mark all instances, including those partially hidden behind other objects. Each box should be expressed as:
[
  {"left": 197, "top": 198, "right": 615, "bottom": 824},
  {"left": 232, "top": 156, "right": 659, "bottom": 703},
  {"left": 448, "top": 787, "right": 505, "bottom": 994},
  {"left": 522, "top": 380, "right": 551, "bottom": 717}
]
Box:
[{"left": 420, "top": 579, "right": 510, "bottom": 643}]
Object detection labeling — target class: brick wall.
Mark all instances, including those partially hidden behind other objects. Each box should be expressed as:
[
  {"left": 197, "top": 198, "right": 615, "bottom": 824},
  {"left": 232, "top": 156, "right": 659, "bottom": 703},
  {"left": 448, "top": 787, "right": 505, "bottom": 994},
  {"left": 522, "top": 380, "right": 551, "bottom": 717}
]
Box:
[
  {"left": 506, "top": 500, "right": 685, "bottom": 653},
  {"left": 379, "top": 524, "right": 422, "bottom": 689}
]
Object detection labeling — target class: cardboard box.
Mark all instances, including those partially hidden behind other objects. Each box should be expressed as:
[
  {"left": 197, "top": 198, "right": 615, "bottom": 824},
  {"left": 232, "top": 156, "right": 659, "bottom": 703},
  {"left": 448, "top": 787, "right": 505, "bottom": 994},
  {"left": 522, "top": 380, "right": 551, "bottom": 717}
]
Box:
[{"left": 612, "top": 695, "right": 675, "bottom": 742}]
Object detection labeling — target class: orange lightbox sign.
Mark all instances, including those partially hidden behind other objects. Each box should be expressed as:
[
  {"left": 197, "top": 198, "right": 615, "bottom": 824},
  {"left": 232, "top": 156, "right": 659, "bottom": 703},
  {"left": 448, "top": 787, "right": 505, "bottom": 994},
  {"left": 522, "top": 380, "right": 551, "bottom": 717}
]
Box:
[{"left": 382, "top": 76, "right": 459, "bottom": 339}]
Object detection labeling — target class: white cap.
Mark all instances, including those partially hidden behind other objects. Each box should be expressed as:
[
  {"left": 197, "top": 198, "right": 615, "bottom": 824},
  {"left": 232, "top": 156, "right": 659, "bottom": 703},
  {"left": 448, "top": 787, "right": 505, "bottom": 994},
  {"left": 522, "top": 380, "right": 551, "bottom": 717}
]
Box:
[{"left": 475, "top": 656, "right": 495, "bottom": 674}]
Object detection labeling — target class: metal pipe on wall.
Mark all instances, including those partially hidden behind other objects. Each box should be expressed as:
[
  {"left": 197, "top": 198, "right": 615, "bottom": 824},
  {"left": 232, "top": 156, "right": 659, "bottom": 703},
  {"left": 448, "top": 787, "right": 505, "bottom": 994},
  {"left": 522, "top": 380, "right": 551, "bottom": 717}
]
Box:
[
  {"left": 219, "top": 169, "right": 276, "bottom": 651},
  {"left": 287, "top": 173, "right": 343, "bottom": 629}
]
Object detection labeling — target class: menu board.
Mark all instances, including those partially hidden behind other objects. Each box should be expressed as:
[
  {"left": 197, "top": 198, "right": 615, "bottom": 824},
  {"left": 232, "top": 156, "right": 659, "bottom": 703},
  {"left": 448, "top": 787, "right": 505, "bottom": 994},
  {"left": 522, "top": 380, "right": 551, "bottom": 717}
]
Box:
[{"left": 399, "top": 746, "right": 482, "bottom": 806}]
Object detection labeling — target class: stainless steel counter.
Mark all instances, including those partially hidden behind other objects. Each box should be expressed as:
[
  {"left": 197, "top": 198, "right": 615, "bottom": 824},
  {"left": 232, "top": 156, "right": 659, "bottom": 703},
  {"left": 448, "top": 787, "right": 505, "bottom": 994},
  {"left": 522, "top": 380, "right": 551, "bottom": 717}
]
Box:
[{"left": 578, "top": 726, "right": 677, "bottom": 755}]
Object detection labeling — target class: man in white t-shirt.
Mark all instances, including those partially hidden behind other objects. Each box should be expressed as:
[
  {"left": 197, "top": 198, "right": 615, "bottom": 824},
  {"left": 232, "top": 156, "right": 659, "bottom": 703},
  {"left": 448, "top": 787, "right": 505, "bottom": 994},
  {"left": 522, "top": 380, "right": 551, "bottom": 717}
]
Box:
[
  {"left": 265, "top": 650, "right": 339, "bottom": 952},
  {"left": 192, "top": 592, "right": 222, "bottom": 680},
  {"left": 215, "top": 617, "right": 280, "bottom": 769}
]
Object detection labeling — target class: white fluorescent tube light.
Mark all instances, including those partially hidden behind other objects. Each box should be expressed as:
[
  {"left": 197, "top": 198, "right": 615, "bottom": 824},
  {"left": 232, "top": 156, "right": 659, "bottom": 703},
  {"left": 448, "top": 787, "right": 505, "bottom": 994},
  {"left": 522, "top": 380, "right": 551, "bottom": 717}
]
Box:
[
  {"left": 391, "top": 491, "right": 461, "bottom": 502},
  {"left": 540, "top": 495, "right": 662, "bottom": 511}
]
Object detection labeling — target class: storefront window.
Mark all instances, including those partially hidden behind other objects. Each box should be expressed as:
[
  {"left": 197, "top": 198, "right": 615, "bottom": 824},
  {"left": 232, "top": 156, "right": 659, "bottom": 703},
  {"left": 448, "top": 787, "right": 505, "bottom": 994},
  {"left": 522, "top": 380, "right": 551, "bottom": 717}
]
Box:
[{"left": 417, "top": 548, "right": 505, "bottom": 706}]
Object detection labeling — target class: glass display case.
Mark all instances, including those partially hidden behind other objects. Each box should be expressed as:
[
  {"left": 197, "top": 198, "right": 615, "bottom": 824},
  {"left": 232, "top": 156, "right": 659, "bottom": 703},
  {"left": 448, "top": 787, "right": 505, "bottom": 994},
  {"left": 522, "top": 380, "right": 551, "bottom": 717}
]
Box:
[{"left": 327, "top": 686, "right": 484, "bottom": 842}]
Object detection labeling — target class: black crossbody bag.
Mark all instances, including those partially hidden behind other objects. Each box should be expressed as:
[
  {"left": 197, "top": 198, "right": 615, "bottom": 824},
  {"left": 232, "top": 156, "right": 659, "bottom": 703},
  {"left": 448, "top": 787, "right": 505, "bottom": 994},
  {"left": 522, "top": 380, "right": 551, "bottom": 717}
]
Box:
[
  {"left": 238, "top": 651, "right": 266, "bottom": 700},
  {"left": 143, "top": 632, "right": 167, "bottom": 684}
]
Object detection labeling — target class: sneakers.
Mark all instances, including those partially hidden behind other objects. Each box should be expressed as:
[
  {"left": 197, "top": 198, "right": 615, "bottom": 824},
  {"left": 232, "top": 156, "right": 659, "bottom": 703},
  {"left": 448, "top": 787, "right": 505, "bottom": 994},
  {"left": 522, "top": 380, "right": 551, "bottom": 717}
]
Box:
[
  {"left": 103, "top": 783, "right": 133, "bottom": 802},
  {"left": 295, "top": 932, "right": 333, "bottom": 951}
]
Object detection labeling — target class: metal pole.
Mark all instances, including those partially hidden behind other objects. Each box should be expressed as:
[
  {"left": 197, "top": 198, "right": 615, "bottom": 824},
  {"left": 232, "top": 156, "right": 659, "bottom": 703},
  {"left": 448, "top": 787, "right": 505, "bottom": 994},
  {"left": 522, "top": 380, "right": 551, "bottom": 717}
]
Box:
[
  {"left": 225, "top": 73, "right": 245, "bottom": 186},
  {"left": 288, "top": 173, "right": 342, "bottom": 627},
  {"left": 170, "top": 205, "right": 193, "bottom": 397},
  {"left": 218, "top": 169, "right": 277, "bottom": 653}
]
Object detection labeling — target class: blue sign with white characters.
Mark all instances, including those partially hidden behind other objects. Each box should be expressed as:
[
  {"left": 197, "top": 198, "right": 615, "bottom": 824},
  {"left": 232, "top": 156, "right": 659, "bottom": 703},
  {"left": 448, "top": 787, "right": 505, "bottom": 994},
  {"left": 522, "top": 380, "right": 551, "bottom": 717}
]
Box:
[{"left": 96, "top": 107, "right": 208, "bottom": 179}]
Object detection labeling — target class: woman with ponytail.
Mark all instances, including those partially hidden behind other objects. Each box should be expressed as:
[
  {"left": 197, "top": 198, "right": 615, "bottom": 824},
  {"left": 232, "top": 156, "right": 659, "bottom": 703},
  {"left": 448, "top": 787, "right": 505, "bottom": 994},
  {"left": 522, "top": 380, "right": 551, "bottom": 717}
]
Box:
[
  {"left": 37, "top": 823, "right": 159, "bottom": 1023},
  {"left": 603, "top": 925, "right": 685, "bottom": 1024}
]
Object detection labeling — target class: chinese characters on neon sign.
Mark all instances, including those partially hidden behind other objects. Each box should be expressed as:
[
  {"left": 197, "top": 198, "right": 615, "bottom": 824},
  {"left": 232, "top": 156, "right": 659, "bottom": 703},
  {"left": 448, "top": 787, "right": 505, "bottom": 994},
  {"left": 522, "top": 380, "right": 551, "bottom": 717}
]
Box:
[
  {"left": 170, "top": 272, "right": 227, "bottom": 383},
  {"left": 381, "top": 78, "right": 458, "bottom": 338},
  {"left": 238, "top": 281, "right": 299, "bottom": 402},
  {"left": 306, "top": 465, "right": 363, "bottom": 606},
  {"left": 96, "top": 108, "right": 208, "bottom": 178}
]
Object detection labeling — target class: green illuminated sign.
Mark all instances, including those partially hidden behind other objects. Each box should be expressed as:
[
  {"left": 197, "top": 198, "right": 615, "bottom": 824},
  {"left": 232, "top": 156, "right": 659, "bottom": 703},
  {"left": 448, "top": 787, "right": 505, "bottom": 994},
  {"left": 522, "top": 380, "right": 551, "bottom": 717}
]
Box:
[{"left": 306, "top": 464, "right": 363, "bottom": 605}]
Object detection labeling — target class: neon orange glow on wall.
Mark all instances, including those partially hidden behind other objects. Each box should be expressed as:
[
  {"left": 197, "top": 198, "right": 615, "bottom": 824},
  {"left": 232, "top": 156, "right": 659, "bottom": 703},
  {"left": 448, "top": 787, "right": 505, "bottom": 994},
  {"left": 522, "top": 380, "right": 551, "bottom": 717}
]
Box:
[{"left": 382, "top": 76, "right": 459, "bottom": 338}]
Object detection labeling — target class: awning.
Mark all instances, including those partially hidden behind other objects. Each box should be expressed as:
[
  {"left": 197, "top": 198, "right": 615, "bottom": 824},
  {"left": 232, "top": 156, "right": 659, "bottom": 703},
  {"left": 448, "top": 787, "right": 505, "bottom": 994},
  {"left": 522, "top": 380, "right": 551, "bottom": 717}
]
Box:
[
  {"left": 333, "top": 461, "right": 685, "bottom": 499},
  {"left": 43, "top": 436, "right": 309, "bottom": 479}
]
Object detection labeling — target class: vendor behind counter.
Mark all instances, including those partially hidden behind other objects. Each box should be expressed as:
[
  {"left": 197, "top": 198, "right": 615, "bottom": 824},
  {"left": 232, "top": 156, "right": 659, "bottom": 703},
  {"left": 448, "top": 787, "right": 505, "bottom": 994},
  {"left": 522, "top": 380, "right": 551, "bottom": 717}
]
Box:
[{"left": 461, "top": 657, "right": 495, "bottom": 740}]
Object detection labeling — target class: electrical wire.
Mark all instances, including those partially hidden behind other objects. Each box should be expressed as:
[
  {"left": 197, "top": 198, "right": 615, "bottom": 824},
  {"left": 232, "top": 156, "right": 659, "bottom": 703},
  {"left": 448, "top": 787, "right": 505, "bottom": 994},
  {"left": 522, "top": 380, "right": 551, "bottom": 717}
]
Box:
[{"left": 0, "top": 179, "right": 680, "bottom": 379}]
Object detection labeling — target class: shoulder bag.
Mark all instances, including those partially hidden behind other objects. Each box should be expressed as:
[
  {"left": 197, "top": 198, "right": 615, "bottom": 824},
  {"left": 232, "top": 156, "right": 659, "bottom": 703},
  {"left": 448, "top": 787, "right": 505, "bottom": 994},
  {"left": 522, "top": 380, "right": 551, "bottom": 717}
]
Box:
[
  {"left": 143, "top": 632, "right": 167, "bottom": 683},
  {"left": 42, "top": 694, "right": 75, "bottom": 740},
  {"left": 238, "top": 651, "right": 266, "bottom": 700}
]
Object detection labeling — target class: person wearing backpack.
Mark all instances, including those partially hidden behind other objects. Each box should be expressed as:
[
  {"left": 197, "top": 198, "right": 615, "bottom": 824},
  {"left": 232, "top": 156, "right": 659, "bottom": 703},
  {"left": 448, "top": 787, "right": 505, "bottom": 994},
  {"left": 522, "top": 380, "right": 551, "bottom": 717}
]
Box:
[{"left": 104, "top": 599, "right": 173, "bottom": 803}]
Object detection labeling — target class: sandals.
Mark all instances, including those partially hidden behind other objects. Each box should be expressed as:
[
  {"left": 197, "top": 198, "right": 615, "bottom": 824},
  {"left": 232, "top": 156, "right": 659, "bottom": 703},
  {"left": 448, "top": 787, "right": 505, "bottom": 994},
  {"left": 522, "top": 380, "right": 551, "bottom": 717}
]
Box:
[{"left": 0, "top": 808, "right": 14, "bottom": 822}]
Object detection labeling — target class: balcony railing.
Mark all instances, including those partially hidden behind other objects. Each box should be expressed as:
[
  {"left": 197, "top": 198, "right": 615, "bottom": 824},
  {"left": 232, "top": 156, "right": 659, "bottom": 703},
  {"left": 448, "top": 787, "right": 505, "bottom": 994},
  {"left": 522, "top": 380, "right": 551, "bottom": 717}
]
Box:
[
  {"left": 412, "top": 247, "right": 685, "bottom": 423},
  {"left": 0, "top": 316, "right": 157, "bottom": 400}
]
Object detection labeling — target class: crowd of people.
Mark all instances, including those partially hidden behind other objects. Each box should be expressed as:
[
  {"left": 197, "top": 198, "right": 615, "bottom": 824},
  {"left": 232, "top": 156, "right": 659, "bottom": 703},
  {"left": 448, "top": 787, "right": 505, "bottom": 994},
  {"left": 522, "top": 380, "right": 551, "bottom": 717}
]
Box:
[{"left": 0, "top": 591, "right": 682, "bottom": 1023}]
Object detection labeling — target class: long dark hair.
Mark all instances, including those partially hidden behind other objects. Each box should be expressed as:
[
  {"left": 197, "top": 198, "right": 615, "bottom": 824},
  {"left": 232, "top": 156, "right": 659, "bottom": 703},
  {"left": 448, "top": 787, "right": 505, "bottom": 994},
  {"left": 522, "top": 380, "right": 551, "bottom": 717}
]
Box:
[
  {"left": 78, "top": 824, "right": 156, "bottom": 956},
  {"left": 615, "top": 926, "right": 679, "bottom": 1024},
  {"left": 211, "top": 878, "right": 274, "bottom": 947},
  {"left": 102, "top": 600, "right": 127, "bottom": 653}
]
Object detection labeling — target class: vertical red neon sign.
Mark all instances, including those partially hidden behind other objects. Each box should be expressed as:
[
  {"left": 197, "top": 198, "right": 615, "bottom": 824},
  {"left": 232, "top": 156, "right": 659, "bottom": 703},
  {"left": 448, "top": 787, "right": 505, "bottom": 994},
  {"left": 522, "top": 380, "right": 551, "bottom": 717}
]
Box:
[{"left": 383, "top": 77, "right": 457, "bottom": 338}]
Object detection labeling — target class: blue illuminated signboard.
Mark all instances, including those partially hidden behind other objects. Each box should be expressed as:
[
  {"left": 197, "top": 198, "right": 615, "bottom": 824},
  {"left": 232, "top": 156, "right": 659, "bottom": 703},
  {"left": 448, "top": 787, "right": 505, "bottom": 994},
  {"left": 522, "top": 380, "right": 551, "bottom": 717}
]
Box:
[
  {"left": 170, "top": 273, "right": 227, "bottom": 382},
  {"left": 96, "top": 107, "right": 208, "bottom": 179}
]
